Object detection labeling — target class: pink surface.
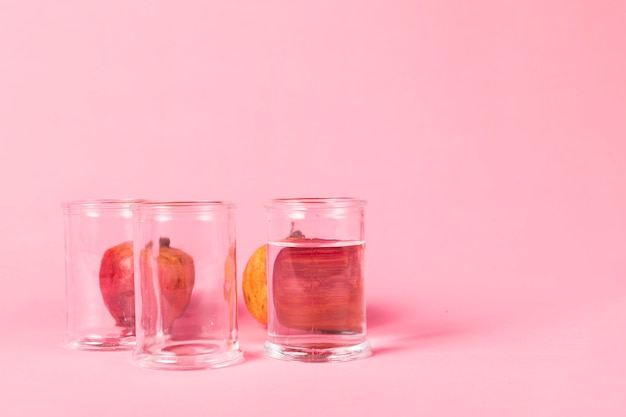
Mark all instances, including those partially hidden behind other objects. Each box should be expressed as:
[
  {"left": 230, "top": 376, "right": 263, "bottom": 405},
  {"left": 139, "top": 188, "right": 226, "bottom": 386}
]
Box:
[{"left": 1, "top": 0, "right": 625, "bottom": 415}]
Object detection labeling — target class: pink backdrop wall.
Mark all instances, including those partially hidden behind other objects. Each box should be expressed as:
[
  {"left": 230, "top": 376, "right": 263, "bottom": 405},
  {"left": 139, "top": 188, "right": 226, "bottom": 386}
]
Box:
[{"left": 1, "top": 1, "right": 625, "bottom": 415}]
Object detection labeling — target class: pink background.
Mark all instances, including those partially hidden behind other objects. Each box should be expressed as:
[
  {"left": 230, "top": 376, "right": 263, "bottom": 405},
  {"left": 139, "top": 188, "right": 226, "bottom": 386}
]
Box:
[{"left": 1, "top": 0, "right": 625, "bottom": 415}]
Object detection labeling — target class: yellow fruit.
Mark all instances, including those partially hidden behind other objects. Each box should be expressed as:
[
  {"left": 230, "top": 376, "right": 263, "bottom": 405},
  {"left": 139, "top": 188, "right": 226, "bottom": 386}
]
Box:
[{"left": 242, "top": 245, "right": 267, "bottom": 326}]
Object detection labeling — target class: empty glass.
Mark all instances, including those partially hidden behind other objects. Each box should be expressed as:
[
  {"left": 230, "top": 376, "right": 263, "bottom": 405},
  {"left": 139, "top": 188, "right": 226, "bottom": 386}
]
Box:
[
  {"left": 132, "top": 201, "right": 243, "bottom": 370},
  {"left": 62, "top": 199, "right": 143, "bottom": 350}
]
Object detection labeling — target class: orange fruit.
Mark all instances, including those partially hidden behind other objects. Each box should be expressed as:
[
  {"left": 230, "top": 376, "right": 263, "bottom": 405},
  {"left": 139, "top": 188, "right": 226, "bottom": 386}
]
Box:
[{"left": 242, "top": 245, "right": 267, "bottom": 326}]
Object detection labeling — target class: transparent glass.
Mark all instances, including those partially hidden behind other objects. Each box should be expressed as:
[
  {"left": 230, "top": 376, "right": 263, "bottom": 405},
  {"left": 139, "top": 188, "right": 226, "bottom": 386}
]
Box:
[
  {"left": 62, "top": 199, "right": 143, "bottom": 351},
  {"left": 264, "top": 197, "right": 371, "bottom": 362},
  {"left": 132, "top": 201, "right": 243, "bottom": 370}
]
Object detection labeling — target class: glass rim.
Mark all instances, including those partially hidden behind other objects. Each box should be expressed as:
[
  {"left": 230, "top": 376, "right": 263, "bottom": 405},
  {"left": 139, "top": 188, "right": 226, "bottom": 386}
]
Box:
[
  {"left": 133, "top": 200, "right": 236, "bottom": 212},
  {"left": 61, "top": 199, "right": 145, "bottom": 210},
  {"left": 264, "top": 197, "right": 366, "bottom": 209}
]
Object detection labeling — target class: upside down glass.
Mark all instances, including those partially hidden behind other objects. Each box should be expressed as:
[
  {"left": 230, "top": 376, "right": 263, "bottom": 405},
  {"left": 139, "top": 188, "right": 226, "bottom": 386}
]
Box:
[
  {"left": 62, "top": 199, "right": 143, "bottom": 350},
  {"left": 264, "top": 198, "right": 371, "bottom": 362},
  {"left": 132, "top": 201, "right": 243, "bottom": 370}
]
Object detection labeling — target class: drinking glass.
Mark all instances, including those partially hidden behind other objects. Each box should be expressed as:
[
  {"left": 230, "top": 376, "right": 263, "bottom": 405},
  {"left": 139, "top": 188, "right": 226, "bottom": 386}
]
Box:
[
  {"left": 264, "top": 197, "right": 371, "bottom": 362},
  {"left": 132, "top": 201, "right": 243, "bottom": 370},
  {"left": 62, "top": 199, "right": 143, "bottom": 350}
]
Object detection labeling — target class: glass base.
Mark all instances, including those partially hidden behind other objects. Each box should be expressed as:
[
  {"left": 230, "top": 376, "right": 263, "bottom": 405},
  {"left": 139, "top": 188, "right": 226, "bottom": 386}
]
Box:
[
  {"left": 64, "top": 334, "right": 136, "bottom": 351},
  {"left": 264, "top": 340, "right": 371, "bottom": 363},
  {"left": 132, "top": 341, "right": 244, "bottom": 370}
]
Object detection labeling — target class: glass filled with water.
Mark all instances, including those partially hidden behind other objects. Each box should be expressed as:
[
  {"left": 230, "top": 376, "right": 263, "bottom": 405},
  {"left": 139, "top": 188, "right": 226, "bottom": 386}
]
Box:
[{"left": 264, "top": 197, "right": 371, "bottom": 362}]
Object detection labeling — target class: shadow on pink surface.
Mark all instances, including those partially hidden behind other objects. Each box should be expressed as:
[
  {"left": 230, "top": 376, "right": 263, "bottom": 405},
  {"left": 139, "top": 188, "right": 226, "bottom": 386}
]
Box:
[
  {"left": 367, "top": 301, "right": 407, "bottom": 330},
  {"left": 368, "top": 290, "right": 624, "bottom": 355},
  {"left": 371, "top": 328, "right": 465, "bottom": 357},
  {"left": 367, "top": 300, "right": 467, "bottom": 356}
]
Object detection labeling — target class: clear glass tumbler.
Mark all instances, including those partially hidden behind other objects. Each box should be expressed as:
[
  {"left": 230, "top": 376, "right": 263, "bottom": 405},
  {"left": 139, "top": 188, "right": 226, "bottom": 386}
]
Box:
[
  {"left": 264, "top": 197, "right": 371, "bottom": 362},
  {"left": 132, "top": 201, "right": 243, "bottom": 370},
  {"left": 62, "top": 199, "right": 143, "bottom": 350}
]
